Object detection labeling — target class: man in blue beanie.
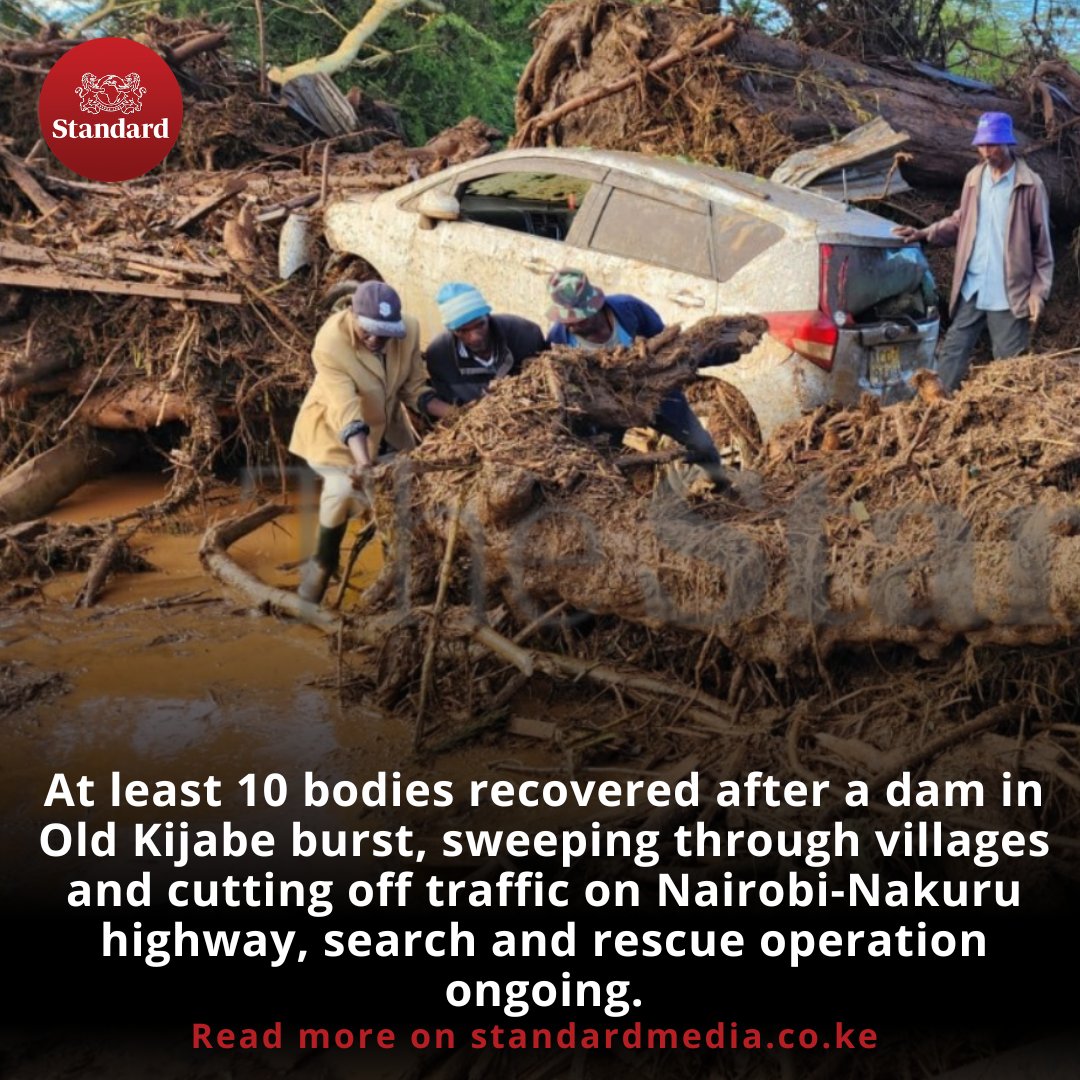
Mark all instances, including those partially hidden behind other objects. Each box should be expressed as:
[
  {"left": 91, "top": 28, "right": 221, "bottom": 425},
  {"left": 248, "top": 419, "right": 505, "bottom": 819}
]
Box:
[
  {"left": 423, "top": 282, "right": 547, "bottom": 405},
  {"left": 893, "top": 111, "right": 1053, "bottom": 391}
]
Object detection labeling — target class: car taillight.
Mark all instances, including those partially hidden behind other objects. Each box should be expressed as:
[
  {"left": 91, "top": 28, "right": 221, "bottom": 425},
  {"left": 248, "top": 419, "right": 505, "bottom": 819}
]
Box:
[{"left": 764, "top": 310, "right": 838, "bottom": 370}]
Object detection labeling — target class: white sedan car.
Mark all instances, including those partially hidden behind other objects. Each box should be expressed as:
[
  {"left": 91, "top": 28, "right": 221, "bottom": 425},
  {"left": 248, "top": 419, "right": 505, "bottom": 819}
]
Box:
[{"left": 323, "top": 147, "right": 938, "bottom": 441}]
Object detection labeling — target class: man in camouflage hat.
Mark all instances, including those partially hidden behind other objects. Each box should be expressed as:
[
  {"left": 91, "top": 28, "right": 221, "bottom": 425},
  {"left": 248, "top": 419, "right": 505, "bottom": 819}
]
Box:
[{"left": 545, "top": 269, "right": 730, "bottom": 492}]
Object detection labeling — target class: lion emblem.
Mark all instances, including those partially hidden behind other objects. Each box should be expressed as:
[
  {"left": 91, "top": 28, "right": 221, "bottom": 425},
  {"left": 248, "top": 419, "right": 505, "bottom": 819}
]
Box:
[{"left": 76, "top": 72, "right": 147, "bottom": 115}]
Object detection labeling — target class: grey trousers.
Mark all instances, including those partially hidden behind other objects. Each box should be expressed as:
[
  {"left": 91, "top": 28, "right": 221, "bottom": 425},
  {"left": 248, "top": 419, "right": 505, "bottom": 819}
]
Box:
[{"left": 936, "top": 294, "right": 1031, "bottom": 391}]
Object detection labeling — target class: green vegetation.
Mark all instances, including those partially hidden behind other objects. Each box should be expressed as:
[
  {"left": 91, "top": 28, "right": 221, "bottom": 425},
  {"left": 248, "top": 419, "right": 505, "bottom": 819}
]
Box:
[
  {"left": 730, "top": 0, "right": 1077, "bottom": 76},
  {"left": 942, "top": 1, "right": 1080, "bottom": 80},
  {"left": 8, "top": 0, "right": 1076, "bottom": 138},
  {"left": 158, "top": 0, "right": 544, "bottom": 144},
  {"left": 359, "top": 3, "right": 541, "bottom": 145}
]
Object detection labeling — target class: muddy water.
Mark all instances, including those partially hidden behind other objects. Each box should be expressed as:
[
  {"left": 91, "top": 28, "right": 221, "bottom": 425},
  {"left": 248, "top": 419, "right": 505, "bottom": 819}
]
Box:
[
  {"left": 0, "top": 473, "right": 423, "bottom": 880},
  {"left": 1, "top": 471, "right": 612, "bottom": 1071}
]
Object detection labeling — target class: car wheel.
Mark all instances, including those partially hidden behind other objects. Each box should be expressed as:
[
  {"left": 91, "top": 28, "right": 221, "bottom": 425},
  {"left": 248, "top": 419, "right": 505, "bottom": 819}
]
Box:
[
  {"left": 322, "top": 279, "right": 362, "bottom": 314},
  {"left": 321, "top": 259, "right": 386, "bottom": 314}
]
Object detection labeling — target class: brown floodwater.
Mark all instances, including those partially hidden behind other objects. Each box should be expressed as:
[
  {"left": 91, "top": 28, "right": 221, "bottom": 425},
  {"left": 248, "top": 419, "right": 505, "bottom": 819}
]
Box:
[
  {"left": 0, "top": 472, "right": 425, "bottom": 874},
  {"left": 1, "top": 470, "right": 565, "bottom": 873}
]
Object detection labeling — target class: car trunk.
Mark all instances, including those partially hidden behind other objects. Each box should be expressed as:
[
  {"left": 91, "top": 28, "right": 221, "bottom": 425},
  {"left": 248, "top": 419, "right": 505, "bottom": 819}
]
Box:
[
  {"left": 819, "top": 243, "right": 937, "bottom": 324},
  {"left": 821, "top": 243, "right": 940, "bottom": 395}
]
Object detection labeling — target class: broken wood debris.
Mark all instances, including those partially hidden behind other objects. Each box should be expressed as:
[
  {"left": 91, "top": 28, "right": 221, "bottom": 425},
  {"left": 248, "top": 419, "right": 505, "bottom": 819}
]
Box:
[
  {"left": 770, "top": 116, "right": 912, "bottom": 201},
  {"left": 0, "top": 146, "right": 61, "bottom": 216},
  {"left": 1, "top": 240, "right": 226, "bottom": 279},
  {"left": 170, "top": 175, "right": 248, "bottom": 232},
  {"left": 280, "top": 72, "right": 359, "bottom": 138},
  {"left": 0, "top": 268, "right": 243, "bottom": 304},
  {"left": 78, "top": 245, "right": 226, "bottom": 278}
]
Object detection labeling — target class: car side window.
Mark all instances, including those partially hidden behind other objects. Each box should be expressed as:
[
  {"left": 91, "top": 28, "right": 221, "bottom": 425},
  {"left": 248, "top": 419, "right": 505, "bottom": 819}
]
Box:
[
  {"left": 588, "top": 189, "right": 712, "bottom": 279},
  {"left": 711, "top": 205, "right": 784, "bottom": 282},
  {"left": 455, "top": 171, "right": 592, "bottom": 241}
]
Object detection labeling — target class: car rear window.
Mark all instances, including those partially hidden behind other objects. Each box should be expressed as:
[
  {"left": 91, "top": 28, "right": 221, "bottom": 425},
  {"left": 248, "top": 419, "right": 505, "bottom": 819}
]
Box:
[
  {"left": 821, "top": 244, "right": 936, "bottom": 319},
  {"left": 712, "top": 206, "right": 784, "bottom": 281}
]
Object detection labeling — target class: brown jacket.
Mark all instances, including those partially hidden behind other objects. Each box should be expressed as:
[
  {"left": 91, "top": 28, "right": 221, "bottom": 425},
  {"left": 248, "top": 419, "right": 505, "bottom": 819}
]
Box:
[
  {"left": 926, "top": 157, "right": 1053, "bottom": 318},
  {"left": 288, "top": 309, "right": 432, "bottom": 469}
]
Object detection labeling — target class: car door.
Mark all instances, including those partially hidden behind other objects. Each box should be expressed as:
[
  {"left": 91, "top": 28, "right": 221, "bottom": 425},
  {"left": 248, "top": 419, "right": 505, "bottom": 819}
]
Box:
[
  {"left": 571, "top": 176, "right": 720, "bottom": 329},
  {"left": 402, "top": 157, "right": 610, "bottom": 338}
]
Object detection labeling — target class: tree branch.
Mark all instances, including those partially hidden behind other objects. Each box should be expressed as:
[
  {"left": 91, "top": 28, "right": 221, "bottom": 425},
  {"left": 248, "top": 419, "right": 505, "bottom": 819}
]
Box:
[{"left": 268, "top": 0, "right": 414, "bottom": 86}]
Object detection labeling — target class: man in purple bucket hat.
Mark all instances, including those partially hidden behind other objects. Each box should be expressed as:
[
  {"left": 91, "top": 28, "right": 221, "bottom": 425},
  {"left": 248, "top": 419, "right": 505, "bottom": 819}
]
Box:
[{"left": 893, "top": 111, "right": 1053, "bottom": 391}]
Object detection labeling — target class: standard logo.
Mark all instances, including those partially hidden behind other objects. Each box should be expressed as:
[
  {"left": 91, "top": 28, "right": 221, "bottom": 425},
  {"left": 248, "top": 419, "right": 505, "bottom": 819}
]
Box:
[
  {"left": 38, "top": 37, "right": 183, "bottom": 182},
  {"left": 77, "top": 72, "right": 147, "bottom": 115}
]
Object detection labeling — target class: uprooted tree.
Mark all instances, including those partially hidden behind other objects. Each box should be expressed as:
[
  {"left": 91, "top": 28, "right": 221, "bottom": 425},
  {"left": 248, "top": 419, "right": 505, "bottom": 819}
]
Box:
[
  {"left": 198, "top": 317, "right": 1080, "bottom": 757},
  {"left": 350, "top": 322, "right": 1080, "bottom": 666},
  {"left": 192, "top": 318, "right": 1080, "bottom": 889},
  {"left": 513, "top": 1, "right": 1080, "bottom": 225}
]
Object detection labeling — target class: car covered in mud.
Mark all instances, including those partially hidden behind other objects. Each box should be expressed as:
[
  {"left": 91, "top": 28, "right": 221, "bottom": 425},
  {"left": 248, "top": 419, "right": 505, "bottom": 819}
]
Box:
[{"left": 323, "top": 147, "right": 939, "bottom": 440}]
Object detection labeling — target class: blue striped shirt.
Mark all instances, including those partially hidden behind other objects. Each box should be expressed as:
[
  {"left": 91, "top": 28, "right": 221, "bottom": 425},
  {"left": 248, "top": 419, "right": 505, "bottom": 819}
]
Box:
[{"left": 960, "top": 163, "right": 1015, "bottom": 311}]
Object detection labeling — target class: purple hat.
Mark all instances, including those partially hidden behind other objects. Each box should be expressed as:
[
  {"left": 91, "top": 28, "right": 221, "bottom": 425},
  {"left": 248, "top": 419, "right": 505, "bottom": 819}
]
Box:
[
  {"left": 546, "top": 268, "right": 606, "bottom": 324},
  {"left": 351, "top": 280, "right": 406, "bottom": 339},
  {"left": 972, "top": 112, "right": 1017, "bottom": 146}
]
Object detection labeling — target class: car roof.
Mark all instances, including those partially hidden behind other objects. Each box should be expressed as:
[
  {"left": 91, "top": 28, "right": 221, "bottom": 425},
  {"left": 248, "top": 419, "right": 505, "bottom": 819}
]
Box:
[{"left": 405, "top": 146, "right": 900, "bottom": 242}]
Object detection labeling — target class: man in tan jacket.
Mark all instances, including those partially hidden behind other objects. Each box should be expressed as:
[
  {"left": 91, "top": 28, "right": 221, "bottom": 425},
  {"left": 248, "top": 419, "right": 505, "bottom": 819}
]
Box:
[
  {"left": 893, "top": 111, "right": 1053, "bottom": 391},
  {"left": 289, "top": 280, "right": 453, "bottom": 603}
]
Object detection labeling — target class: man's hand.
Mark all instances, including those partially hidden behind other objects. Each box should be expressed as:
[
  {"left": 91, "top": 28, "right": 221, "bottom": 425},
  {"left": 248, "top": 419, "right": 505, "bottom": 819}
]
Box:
[
  {"left": 684, "top": 448, "right": 734, "bottom": 496},
  {"left": 348, "top": 461, "right": 373, "bottom": 492},
  {"left": 891, "top": 225, "right": 926, "bottom": 243},
  {"left": 701, "top": 461, "right": 734, "bottom": 496},
  {"left": 1028, "top": 295, "right": 1044, "bottom": 325},
  {"left": 425, "top": 396, "right": 458, "bottom": 421}
]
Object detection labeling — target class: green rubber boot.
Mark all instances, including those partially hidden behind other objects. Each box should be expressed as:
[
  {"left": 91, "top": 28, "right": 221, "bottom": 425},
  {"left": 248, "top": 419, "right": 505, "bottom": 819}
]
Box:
[{"left": 298, "top": 522, "right": 347, "bottom": 604}]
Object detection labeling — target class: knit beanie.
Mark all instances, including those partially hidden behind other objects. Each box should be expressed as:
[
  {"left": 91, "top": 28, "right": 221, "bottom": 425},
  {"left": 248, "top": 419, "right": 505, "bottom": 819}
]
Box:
[{"left": 436, "top": 282, "right": 492, "bottom": 330}]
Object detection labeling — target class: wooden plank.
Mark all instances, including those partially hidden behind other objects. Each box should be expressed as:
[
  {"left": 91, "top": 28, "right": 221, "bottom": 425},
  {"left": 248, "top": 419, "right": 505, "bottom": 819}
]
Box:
[
  {"left": 78, "top": 244, "right": 227, "bottom": 277},
  {"left": 171, "top": 175, "right": 247, "bottom": 232},
  {"left": 0, "top": 240, "right": 51, "bottom": 265},
  {"left": 0, "top": 268, "right": 243, "bottom": 304},
  {"left": 0, "top": 147, "right": 61, "bottom": 216},
  {"left": 506, "top": 716, "right": 557, "bottom": 741},
  {"left": 772, "top": 117, "right": 909, "bottom": 186},
  {"left": 1, "top": 242, "right": 226, "bottom": 285}
]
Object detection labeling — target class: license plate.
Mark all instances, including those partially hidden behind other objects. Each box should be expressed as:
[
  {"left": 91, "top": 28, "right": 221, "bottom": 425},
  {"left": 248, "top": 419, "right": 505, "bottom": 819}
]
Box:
[{"left": 869, "top": 344, "right": 901, "bottom": 385}]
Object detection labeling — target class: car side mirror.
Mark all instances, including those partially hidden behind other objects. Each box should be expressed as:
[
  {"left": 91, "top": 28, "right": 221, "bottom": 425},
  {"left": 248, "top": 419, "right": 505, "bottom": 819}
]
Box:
[{"left": 417, "top": 190, "right": 461, "bottom": 230}]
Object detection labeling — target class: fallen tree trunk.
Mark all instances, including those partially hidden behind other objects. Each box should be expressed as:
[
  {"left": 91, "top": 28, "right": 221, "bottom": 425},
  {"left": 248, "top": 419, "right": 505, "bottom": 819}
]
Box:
[
  {"left": 75, "top": 386, "right": 193, "bottom": 430},
  {"left": 0, "top": 431, "right": 138, "bottom": 525},
  {"left": 197, "top": 502, "right": 343, "bottom": 632},
  {"left": 366, "top": 320, "right": 1080, "bottom": 669},
  {"left": 724, "top": 30, "right": 1079, "bottom": 219},
  {"left": 513, "top": 0, "right": 1080, "bottom": 224}
]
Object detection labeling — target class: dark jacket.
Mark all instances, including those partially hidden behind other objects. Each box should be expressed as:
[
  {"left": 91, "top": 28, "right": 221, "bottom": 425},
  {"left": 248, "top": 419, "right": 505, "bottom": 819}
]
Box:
[
  {"left": 424, "top": 314, "right": 547, "bottom": 405},
  {"left": 547, "top": 295, "right": 720, "bottom": 463}
]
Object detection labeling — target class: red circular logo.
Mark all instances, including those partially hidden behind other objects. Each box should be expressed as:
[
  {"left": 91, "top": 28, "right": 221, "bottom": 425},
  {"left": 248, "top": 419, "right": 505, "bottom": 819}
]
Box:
[{"left": 38, "top": 37, "right": 183, "bottom": 183}]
